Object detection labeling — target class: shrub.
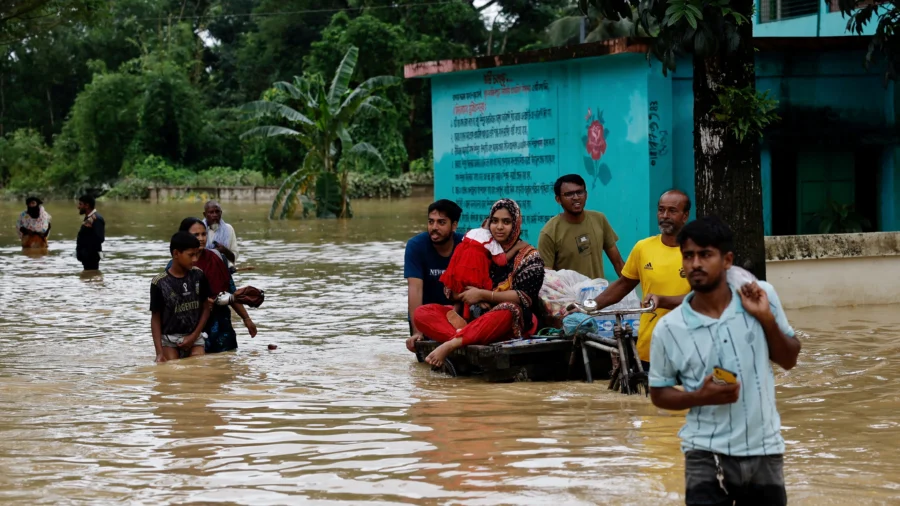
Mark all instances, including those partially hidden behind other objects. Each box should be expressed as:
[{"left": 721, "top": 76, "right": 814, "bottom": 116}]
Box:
[
  {"left": 402, "top": 170, "right": 433, "bottom": 185},
  {"left": 195, "top": 166, "right": 268, "bottom": 187},
  {"left": 347, "top": 172, "right": 411, "bottom": 199},
  {"left": 409, "top": 150, "right": 433, "bottom": 174},
  {"left": 125, "top": 155, "right": 195, "bottom": 185},
  {"left": 105, "top": 177, "right": 152, "bottom": 199}
]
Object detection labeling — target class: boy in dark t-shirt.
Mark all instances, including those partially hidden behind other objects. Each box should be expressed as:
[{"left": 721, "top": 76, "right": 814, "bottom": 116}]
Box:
[{"left": 150, "top": 231, "right": 213, "bottom": 362}]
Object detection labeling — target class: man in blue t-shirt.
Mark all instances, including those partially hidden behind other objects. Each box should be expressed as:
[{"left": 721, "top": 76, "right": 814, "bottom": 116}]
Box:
[{"left": 404, "top": 199, "right": 463, "bottom": 352}]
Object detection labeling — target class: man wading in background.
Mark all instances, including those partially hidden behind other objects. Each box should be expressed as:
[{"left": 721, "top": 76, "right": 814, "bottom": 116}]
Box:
[
  {"left": 77, "top": 195, "right": 105, "bottom": 272},
  {"left": 203, "top": 200, "right": 238, "bottom": 271}
]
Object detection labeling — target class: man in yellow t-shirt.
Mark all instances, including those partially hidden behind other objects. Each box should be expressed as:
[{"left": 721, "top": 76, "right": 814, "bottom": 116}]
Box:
[
  {"left": 538, "top": 174, "right": 625, "bottom": 279},
  {"left": 591, "top": 189, "right": 692, "bottom": 366}
]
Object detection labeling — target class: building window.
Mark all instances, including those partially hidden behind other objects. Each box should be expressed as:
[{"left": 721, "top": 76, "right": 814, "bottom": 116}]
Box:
[{"left": 759, "top": 0, "right": 820, "bottom": 22}]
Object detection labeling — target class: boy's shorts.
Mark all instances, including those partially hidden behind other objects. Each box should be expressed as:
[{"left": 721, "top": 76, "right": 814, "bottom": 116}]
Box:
[{"left": 162, "top": 333, "right": 207, "bottom": 348}]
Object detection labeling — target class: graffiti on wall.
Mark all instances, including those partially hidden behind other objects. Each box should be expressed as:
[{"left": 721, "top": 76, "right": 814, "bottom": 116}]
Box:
[
  {"left": 648, "top": 100, "right": 669, "bottom": 167},
  {"left": 582, "top": 108, "right": 612, "bottom": 188},
  {"left": 444, "top": 70, "right": 558, "bottom": 238}
]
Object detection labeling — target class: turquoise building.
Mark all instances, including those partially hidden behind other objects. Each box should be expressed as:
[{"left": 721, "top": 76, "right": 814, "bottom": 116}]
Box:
[{"left": 405, "top": 3, "right": 900, "bottom": 277}]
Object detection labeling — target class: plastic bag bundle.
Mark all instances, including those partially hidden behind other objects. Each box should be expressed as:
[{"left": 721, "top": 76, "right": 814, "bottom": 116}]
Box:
[
  {"left": 540, "top": 269, "right": 608, "bottom": 318},
  {"left": 726, "top": 266, "right": 758, "bottom": 288},
  {"left": 562, "top": 312, "right": 597, "bottom": 335}
]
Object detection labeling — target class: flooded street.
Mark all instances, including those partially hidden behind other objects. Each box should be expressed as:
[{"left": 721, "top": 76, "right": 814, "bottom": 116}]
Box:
[{"left": 0, "top": 198, "right": 897, "bottom": 505}]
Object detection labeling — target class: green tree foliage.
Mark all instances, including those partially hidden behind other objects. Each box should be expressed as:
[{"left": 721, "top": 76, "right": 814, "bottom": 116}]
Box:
[
  {"left": 65, "top": 59, "right": 204, "bottom": 183},
  {"left": 0, "top": 0, "right": 562, "bottom": 203},
  {"left": 838, "top": 0, "right": 900, "bottom": 84},
  {"left": 66, "top": 71, "right": 143, "bottom": 181},
  {"left": 0, "top": 128, "right": 53, "bottom": 195},
  {"left": 234, "top": 0, "right": 348, "bottom": 103},
  {"left": 0, "top": 0, "right": 105, "bottom": 43},
  {"left": 545, "top": 1, "right": 645, "bottom": 47},
  {"left": 242, "top": 46, "right": 399, "bottom": 219}
]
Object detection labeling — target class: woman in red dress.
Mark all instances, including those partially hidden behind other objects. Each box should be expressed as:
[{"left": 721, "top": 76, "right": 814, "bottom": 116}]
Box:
[{"left": 412, "top": 198, "right": 545, "bottom": 367}]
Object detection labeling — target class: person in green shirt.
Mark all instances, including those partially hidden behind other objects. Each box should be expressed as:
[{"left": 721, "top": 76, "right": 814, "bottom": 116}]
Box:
[{"left": 538, "top": 174, "right": 625, "bottom": 280}]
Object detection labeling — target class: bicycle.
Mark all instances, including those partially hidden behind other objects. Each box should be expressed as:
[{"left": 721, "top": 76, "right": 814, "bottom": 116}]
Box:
[{"left": 566, "top": 299, "right": 657, "bottom": 395}]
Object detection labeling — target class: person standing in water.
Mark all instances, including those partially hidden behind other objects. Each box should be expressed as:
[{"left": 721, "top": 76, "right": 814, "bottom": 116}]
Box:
[
  {"left": 649, "top": 216, "right": 800, "bottom": 506},
  {"left": 538, "top": 174, "right": 625, "bottom": 279},
  {"left": 591, "top": 189, "right": 692, "bottom": 369},
  {"left": 17, "top": 196, "right": 52, "bottom": 249},
  {"left": 77, "top": 195, "right": 106, "bottom": 271},
  {"left": 203, "top": 200, "right": 238, "bottom": 269},
  {"left": 150, "top": 231, "right": 214, "bottom": 362},
  {"left": 177, "top": 217, "right": 257, "bottom": 353}
]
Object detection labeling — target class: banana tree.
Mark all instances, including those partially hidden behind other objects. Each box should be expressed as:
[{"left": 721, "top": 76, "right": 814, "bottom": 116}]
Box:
[
  {"left": 546, "top": 2, "right": 647, "bottom": 46},
  {"left": 240, "top": 46, "right": 400, "bottom": 219}
]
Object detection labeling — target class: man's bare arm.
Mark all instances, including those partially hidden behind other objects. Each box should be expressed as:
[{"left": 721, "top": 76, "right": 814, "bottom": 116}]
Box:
[
  {"left": 183, "top": 299, "right": 213, "bottom": 349},
  {"left": 644, "top": 293, "right": 687, "bottom": 311},
  {"left": 650, "top": 375, "right": 740, "bottom": 410},
  {"left": 739, "top": 284, "right": 801, "bottom": 370},
  {"left": 216, "top": 244, "right": 236, "bottom": 264},
  {"left": 760, "top": 315, "right": 801, "bottom": 370},
  {"left": 594, "top": 276, "right": 640, "bottom": 309}
]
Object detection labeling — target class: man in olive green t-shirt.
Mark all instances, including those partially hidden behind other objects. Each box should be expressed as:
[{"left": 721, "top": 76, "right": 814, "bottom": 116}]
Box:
[{"left": 538, "top": 174, "right": 625, "bottom": 279}]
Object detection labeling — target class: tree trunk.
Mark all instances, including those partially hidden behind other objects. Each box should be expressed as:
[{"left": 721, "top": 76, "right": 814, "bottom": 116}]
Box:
[
  {"left": 46, "top": 87, "right": 54, "bottom": 128},
  {"left": 0, "top": 71, "right": 5, "bottom": 137},
  {"left": 692, "top": 0, "right": 767, "bottom": 280},
  {"left": 340, "top": 169, "right": 349, "bottom": 219}
]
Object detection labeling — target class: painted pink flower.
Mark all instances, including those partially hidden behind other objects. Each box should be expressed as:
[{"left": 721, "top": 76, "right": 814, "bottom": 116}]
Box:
[{"left": 586, "top": 120, "right": 606, "bottom": 161}]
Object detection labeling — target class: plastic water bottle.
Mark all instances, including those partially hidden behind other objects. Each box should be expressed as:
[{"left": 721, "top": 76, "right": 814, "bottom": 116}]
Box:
[{"left": 595, "top": 316, "right": 615, "bottom": 338}]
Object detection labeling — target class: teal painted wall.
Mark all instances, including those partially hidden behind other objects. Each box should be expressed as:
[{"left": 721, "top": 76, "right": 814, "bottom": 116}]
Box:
[
  {"left": 647, "top": 61, "right": 674, "bottom": 232},
  {"left": 752, "top": 0, "right": 876, "bottom": 38},
  {"left": 431, "top": 54, "right": 661, "bottom": 279},
  {"left": 671, "top": 77, "right": 696, "bottom": 217}
]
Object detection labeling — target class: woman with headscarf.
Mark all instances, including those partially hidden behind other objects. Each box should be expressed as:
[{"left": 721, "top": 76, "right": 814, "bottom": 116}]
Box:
[
  {"left": 17, "top": 197, "right": 52, "bottom": 249},
  {"left": 174, "top": 218, "right": 258, "bottom": 353},
  {"left": 412, "top": 199, "right": 545, "bottom": 367}
]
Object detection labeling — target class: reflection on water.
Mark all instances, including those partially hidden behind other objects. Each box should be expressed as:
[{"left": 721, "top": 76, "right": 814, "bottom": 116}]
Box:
[{"left": 0, "top": 199, "right": 897, "bottom": 504}]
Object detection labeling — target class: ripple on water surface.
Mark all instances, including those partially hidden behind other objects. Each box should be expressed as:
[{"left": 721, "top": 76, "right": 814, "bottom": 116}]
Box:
[{"left": 0, "top": 200, "right": 897, "bottom": 505}]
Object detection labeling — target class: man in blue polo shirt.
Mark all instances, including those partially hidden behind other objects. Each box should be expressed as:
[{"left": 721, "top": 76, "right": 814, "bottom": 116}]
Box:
[
  {"left": 404, "top": 199, "right": 464, "bottom": 352},
  {"left": 649, "top": 216, "right": 801, "bottom": 506}
]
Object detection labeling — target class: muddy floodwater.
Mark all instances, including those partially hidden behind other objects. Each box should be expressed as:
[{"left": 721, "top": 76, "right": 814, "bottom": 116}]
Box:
[{"left": 0, "top": 198, "right": 897, "bottom": 505}]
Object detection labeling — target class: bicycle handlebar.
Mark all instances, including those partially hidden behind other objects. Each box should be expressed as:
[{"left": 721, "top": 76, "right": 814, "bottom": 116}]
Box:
[{"left": 566, "top": 298, "right": 657, "bottom": 317}]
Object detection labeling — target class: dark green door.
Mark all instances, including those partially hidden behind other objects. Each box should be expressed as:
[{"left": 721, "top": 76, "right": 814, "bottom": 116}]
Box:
[{"left": 797, "top": 150, "right": 855, "bottom": 235}]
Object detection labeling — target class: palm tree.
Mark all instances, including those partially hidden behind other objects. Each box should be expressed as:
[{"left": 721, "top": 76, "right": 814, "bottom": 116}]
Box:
[
  {"left": 546, "top": 2, "right": 646, "bottom": 46},
  {"left": 241, "top": 46, "right": 400, "bottom": 219}
]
